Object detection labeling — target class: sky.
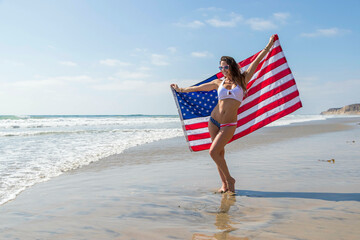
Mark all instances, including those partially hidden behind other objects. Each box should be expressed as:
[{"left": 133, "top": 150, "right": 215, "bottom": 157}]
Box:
[{"left": 0, "top": 0, "right": 359, "bottom": 115}]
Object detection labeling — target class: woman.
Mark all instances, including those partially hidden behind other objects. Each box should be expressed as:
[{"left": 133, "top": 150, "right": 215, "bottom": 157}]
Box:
[{"left": 171, "top": 35, "right": 275, "bottom": 194}]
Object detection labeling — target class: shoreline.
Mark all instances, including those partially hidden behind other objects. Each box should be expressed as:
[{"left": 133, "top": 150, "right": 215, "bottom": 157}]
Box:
[{"left": 0, "top": 117, "right": 359, "bottom": 239}]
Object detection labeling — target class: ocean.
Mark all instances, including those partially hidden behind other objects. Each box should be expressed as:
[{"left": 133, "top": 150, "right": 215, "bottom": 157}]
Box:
[{"left": 0, "top": 114, "right": 355, "bottom": 206}]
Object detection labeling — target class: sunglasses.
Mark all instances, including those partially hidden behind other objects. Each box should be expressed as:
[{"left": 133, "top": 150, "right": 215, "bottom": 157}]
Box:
[{"left": 219, "top": 66, "right": 229, "bottom": 71}]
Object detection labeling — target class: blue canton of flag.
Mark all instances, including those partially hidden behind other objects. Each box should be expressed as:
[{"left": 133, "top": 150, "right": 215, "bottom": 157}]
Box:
[{"left": 174, "top": 75, "right": 219, "bottom": 120}]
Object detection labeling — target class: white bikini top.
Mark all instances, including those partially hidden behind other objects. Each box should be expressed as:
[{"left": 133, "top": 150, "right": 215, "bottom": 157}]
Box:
[{"left": 217, "top": 79, "right": 244, "bottom": 102}]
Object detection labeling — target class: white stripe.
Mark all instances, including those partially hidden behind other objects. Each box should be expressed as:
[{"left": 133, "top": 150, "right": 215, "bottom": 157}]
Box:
[
  {"left": 187, "top": 127, "right": 209, "bottom": 135},
  {"left": 234, "top": 96, "right": 301, "bottom": 135},
  {"left": 189, "top": 137, "right": 212, "bottom": 146},
  {"left": 183, "top": 116, "right": 209, "bottom": 125}
]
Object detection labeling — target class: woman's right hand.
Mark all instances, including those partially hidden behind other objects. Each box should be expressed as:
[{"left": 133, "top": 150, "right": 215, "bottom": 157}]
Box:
[{"left": 170, "top": 83, "right": 181, "bottom": 92}]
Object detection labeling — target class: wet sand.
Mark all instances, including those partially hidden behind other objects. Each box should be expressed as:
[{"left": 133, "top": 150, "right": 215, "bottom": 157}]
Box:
[{"left": 0, "top": 117, "right": 359, "bottom": 240}]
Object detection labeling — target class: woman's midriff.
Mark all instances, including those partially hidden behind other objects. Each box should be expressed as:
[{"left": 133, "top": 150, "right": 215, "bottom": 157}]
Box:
[{"left": 211, "top": 99, "right": 241, "bottom": 124}]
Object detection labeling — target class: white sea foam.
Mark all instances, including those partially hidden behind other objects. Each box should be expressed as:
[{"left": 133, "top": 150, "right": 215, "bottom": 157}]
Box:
[{"left": 0, "top": 116, "right": 182, "bottom": 206}]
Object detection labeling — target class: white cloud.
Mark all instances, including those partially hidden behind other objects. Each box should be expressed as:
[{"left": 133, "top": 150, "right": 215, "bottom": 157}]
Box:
[
  {"left": 273, "top": 12, "right": 290, "bottom": 24},
  {"left": 246, "top": 18, "right": 277, "bottom": 31},
  {"left": 197, "top": 7, "right": 223, "bottom": 12},
  {"left": 300, "top": 28, "right": 349, "bottom": 37},
  {"left": 206, "top": 13, "right": 243, "bottom": 27},
  {"left": 191, "top": 51, "right": 212, "bottom": 58},
  {"left": 175, "top": 20, "right": 205, "bottom": 28},
  {"left": 151, "top": 54, "right": 169, "bottom": 66},
  {"left": 59, "top": 61, "right": 78, "bottom": 67},
  {"left": 167, "top": 47, "right": 177, "bottom": 53},
  {"left": 100, "top": 59, "right": 132, "bottom": 67}
]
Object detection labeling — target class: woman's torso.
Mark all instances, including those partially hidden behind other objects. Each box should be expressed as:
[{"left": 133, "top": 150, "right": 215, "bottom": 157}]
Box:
[{"left": 211, "top": 78, "right": 243, "bottom": 123}]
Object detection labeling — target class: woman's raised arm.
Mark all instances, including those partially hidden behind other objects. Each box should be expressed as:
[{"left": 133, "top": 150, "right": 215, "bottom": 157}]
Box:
[
  {"left": 170, "top": 80, "right": 219, "bottom": 93},
  {"left": 244, "top": 35, "right": 276, "bottom": 84}
]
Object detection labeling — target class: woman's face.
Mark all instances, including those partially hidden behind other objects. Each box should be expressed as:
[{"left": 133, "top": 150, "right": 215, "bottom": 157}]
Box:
[{"left": 219, "top": 61, "right": 230, "bottom": 76}]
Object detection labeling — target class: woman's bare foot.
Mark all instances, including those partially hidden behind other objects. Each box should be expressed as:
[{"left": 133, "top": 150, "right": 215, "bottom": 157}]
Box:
[
  {"left": 226, "top": 177, "right": 236, "bottom": 194},
  {"left": 217, "top": 183, "right": 228, "bottom": 193}
]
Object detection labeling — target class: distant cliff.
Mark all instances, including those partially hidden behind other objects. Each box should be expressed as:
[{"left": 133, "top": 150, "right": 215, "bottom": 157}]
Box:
[{"left": 321, "top": 104, "right": 360, "bottom": 115}]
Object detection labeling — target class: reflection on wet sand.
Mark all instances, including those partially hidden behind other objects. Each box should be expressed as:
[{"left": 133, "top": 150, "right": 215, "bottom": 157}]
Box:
[{"left": 192, "top": 194, "right": 249, "bottom": 240}]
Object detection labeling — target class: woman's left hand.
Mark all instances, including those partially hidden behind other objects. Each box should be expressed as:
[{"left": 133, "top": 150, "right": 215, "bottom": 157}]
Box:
[{"left": 267, "top": 34, "right": 276, "bottom": 48}]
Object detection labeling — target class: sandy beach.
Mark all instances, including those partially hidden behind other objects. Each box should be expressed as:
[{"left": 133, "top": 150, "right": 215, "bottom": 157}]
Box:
[{"left": 0, "top": 117, "right": 359, "bottom": 240}]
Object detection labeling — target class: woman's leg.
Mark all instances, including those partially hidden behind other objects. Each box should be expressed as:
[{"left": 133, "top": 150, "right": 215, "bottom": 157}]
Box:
[
  {"left": 209, "top": 126, "right": 237, "bottom": 193},
  {"left": 208, "top": 120, "right": 227, "bottom": 192}
]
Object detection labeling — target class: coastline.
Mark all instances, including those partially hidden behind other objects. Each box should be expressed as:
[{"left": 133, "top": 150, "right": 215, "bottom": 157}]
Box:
[{"left": 0, "top": 117, "right": 359, "bottom": 239}]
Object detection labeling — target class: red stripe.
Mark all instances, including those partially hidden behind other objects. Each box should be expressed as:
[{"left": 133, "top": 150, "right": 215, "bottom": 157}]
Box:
[
  {"left": 185, "top": 121, "right": 208, "bottom": 130},
  {"left": 239, "top": 78, "right": 296, "bottom": 115},
  {"left": 187, "top": 132, "right": 210, "bottom": 141},
  {"left": 240, "top": 51, "right": 261, "bottom": 68},
  {"left": 191, "top": 143, "right": 212, "bottom": 152}
]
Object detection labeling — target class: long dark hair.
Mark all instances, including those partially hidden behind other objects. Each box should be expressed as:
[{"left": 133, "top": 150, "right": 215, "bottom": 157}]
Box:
[{"left": 220, "top": 56, "right": 247, "bottom": 94}]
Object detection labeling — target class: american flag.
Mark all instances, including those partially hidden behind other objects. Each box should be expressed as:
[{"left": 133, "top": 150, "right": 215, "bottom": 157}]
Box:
[{"left": 171, "top": 34, "right": 302, "bottom": 152}]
